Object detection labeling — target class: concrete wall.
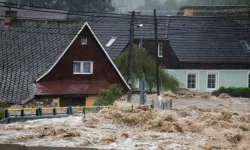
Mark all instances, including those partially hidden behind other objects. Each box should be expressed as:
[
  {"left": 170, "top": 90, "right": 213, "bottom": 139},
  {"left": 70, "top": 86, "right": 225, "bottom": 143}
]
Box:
[
  {"left": 167, "top": 69, "right": 250, "bottom": 92},
  {"left": 0, "top": 144, "right": 97, "bottom": 150}
]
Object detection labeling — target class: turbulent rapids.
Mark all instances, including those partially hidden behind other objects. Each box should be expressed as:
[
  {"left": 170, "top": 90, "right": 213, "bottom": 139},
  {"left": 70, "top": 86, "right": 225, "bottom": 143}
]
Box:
[{"left": 0, "top": 96, "right": 250, "bottom": 150}]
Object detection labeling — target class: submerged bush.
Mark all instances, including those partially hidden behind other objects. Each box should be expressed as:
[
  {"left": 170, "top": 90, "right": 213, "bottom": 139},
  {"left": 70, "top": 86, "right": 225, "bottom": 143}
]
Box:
[
  {"left": 94, "top": 84, "right": 123, "bottom": 106},
  {"left": 212, "top": 87, "right": 250, "bottom": 98}
]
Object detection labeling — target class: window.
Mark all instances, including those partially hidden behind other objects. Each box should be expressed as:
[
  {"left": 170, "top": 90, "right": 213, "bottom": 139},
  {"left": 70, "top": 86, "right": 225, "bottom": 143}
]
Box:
[
  {"left": 73, "top": 61, "right": 93, "bottom": 74},
  {"left": 158, "top": 43, "right": 163, "bottom": 57},
  {"left": 81, "top": 38, "right": 87, "bottom": 45},
  {"left": 105, "top": 37, "right": 117, "bottom": 47},
  {"left": 248, "top": 74, "right": 250, "bottom": 88},
  {"left": 207, "top": 73, "right": 218, "bottom": 89},
  {"left": 187, "top": 74, "right": 197, "bottom": 89},
  {"left": 240, "top": 40, "right": 250, "bottom": 50}
]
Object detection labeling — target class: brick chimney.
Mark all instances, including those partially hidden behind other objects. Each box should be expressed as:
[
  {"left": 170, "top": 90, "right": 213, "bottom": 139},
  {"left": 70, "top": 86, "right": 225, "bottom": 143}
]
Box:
[
  {"left": 4, "top": 10, "right": 17, "bottom": 27},
  {"left": 184, "top": 8, "right": 194, "bottom": 16}
]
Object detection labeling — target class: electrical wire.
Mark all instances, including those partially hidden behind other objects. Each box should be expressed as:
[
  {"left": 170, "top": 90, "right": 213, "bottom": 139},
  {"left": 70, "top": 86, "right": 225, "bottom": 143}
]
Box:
[{"left": 1, "top": 3, "right": 249, "bottom": 21}]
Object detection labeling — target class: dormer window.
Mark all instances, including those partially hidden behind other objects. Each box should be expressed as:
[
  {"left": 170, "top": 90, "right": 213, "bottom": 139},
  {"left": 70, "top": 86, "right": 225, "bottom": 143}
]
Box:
[
  {"left": 81, "top": 37, "right": 87, "bottom": 45},
  {"left": 105, "top": 37, "right": 117, "bottom": 47},
  {"left": 240, "top": 40, "right": 250, "bottom": 50}
]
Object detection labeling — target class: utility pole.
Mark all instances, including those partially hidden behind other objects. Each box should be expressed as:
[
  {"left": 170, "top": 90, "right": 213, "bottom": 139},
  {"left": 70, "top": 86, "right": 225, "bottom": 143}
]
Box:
[
  {"left": 154, "top": 9, "right": 160, "bottom": 96},
  {"left": 127, "top": 11, "right": 135, "bottom": 102}
]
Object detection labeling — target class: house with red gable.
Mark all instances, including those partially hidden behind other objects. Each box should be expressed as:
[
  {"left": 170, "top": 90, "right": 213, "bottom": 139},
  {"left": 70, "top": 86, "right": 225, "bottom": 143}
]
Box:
[{"left": 0, "top": 17, "right": 130, "bottom": 106}]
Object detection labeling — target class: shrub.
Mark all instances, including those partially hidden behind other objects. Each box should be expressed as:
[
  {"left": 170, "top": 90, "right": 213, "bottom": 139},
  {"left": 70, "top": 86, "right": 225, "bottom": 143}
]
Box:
[
  {"left": 212, "top": 87, "right": 250, "bottom": 98},
  {"left": 0, "top": 109, "right": 4, "bottom": 120},
  {"left": 94, "top": 84, "right": 123, "bottom": 106},
  {"left": 0, "top": 101, "right": 8, "bottom": 108}
]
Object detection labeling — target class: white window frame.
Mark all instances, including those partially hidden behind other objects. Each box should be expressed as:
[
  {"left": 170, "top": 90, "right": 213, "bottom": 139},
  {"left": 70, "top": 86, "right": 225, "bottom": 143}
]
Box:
[
  {"left": 73, "top": 61, "right": 93, "bottom": 74},
  {"left": 81, "top": 37, "right": 87, "bottom": 45},
  {"left": 186, "top": 72, "right": 198, "bottom": 90},
  {"left": 206, "top": 72, "right": 219, "bottom": 91},
  {"left": 158, "top": 43, "right": 163, "bottom": 58}
]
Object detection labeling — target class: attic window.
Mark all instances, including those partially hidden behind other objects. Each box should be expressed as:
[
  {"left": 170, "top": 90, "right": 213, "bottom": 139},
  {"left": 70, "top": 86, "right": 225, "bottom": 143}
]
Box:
[
  {"left": 105, "top": 37, "right": 117, "bottom": 47},
  {"left": 81, "top": 38, "right": 87, "bottom": 45},
  {"left": 240, "top": 40, "right": 250, "bottom": 50}
]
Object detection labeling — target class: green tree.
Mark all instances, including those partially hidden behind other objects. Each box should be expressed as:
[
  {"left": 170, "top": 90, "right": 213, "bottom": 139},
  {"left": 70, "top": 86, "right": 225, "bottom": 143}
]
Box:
[
  {"left": 115, "top": 44, "right": 179, "bottom": 92},
  {"left": 6, "top": 0, "right": 114, "bottom": 12},
  {"left": 94, "top": 84, "right": 123, "bottom": 106}
]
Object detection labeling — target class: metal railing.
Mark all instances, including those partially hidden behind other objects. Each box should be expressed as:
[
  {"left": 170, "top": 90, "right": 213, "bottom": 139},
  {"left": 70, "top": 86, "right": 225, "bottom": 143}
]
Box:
[
  {"left": 4, "top": 106, "right": 112, "bottom": 119},
  {"left": 4, "top": 104, "right": 154, "bottom": 119}
]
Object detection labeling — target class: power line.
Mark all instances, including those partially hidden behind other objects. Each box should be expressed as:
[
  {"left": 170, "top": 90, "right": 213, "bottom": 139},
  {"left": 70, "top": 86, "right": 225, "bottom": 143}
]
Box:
[
  {"left": 0, "top": 5, "right": 133, "bottom": 19},
  {"left": 2, "top": 2, "right": 249, "bottom": 20}
]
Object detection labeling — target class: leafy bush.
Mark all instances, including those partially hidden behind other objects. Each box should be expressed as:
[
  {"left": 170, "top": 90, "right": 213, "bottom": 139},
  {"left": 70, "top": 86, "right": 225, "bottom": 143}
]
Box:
[
  {"left": 212, "top": 87, "right": 250, "bottom": 97},
  {"left": 0, "top": 101, "right": 8, "bottom": 108},
  {"left": 0, "top": 109, "right": 4, "bottom": 120},
  {"left": 94, "top": 84, "right": 123, "bottom": 106}
]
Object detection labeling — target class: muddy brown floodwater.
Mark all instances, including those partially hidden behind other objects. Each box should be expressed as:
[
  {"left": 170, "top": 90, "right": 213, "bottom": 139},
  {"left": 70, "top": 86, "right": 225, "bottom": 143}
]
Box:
[{"left": 0, "top": 96, "right": 250, "bottom": 150}]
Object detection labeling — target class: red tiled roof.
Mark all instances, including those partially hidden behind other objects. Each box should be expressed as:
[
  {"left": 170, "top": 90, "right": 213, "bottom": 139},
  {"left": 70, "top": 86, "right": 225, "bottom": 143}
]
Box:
[{"left": 35, "top": 80, "right": 109, "bottom": 95}]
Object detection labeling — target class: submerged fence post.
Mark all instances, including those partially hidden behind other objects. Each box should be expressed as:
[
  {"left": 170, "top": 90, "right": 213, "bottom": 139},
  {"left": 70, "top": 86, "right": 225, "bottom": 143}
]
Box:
[
  {"left": 169, "top": 99, "right": 173, "bottom": 108},
  {"left": 67, "top": 107, "right": 70, "bottom": 115},
  {"left": 36, "top": 108, "right": 39, "bottom": 116},
  {"left": 165, "top": 102, "right": 168, "bottom": 110},
  {"left": 69, "top": 106, "right": 73, "bottom": 114},
  {"left": 83, "top": 106, "right": 86, "bottom": 118},
  {"left": 4, "top": 109, "right": 9, "bottom": 118},
  {"left": 39, "top": 108, "right": 43, "bottom": 116},
  {"left": 21, "top": 109, "right": 25, "bottom": 117},
  {"left": 53, "top": 108, "right": 57, "bottom": 116}
]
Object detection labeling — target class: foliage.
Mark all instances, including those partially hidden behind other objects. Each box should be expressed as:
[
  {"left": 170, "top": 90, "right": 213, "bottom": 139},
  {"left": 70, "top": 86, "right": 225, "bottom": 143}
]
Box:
[
  {"left": 0, "top": 109, "right": 4, "bottom": 120},
  {"left": 137, "top": 0, "right": 180, "bottom": 15},
  {"left": 212, "top": 87, "right": 250, "bottom": 97},
  {"left": 115, "top": 44, "right": 179, "bottom": 92},
  {"left": 6, "top": 0, "right": 114, "bottom": 12},
  {"left": 0, "top": 102, "right": 8, "bottom": 108},
  {"left": 94, "top": 84, "right": 123, "bottom": 106}
]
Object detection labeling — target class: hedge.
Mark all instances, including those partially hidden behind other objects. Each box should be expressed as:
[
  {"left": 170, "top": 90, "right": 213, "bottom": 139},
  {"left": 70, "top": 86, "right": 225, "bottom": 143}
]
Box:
[{"left": 212, "top": 87, "right": 250, "bottom": 98}]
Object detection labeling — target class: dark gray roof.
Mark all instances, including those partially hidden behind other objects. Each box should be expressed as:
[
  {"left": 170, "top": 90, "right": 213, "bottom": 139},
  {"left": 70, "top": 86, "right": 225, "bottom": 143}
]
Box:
[
  {"left": 0, "top": 7, "right": 68, "bottom": 20},
  {"left": 90, "top": 15, "right": 168, "bottom": 59},
  {"left": 91, "top": 15, "right": 250, "bottom": 62},
  {"left": 0, "top": 20, "right": 82, "bottom": 104},
  {"left": 168, "top": 16, "right": 250, "bottom": 62}
]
